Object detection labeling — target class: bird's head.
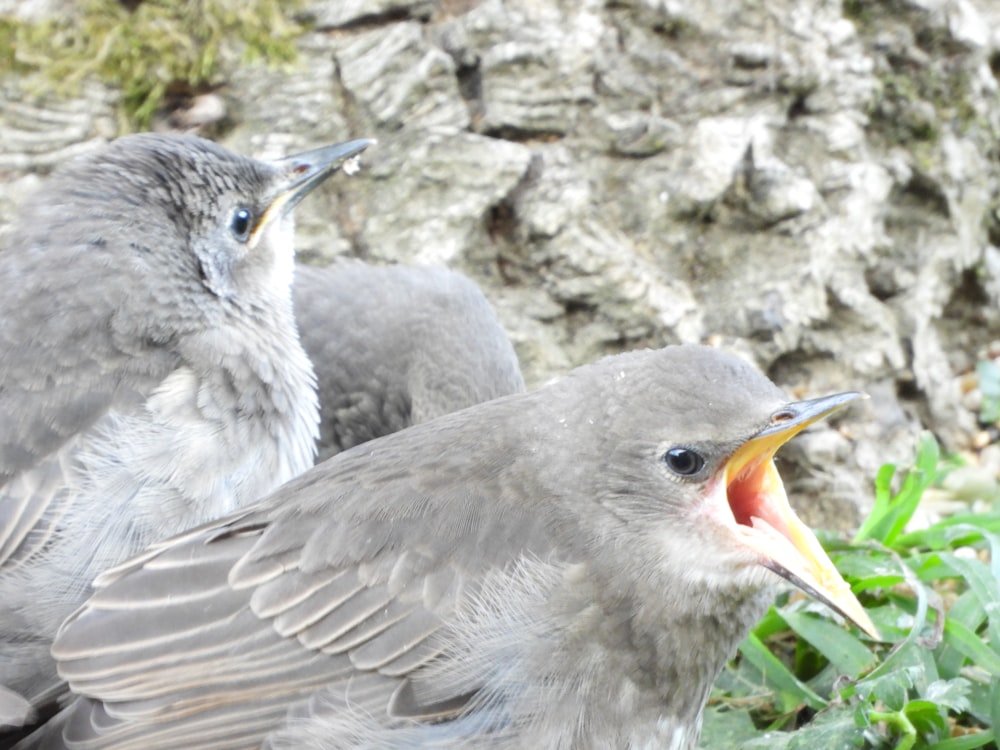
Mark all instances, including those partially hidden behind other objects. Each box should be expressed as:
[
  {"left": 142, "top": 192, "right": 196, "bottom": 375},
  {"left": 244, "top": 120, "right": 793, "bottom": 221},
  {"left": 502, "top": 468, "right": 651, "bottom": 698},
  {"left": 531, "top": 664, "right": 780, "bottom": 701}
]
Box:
[
  {"left": 184, "top": 138, "right": 374, "bottom": 304},
  {"left": 25, "top": 134, "right": 372, "bottom": 337},
  {"left": 551, "top": 345, "right": 878, "bottom": 639}
]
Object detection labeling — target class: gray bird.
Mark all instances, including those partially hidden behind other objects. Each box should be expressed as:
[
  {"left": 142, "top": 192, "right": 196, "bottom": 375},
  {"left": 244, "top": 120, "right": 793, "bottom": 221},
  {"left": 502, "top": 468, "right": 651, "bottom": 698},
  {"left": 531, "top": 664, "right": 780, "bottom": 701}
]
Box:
[
  {"left": 0, "top": 133, "right": 371, "bottom": 725},
  {"left": 28, "top": 344, "right": 877, "bottom": 750},
  {"left": 293, "top": 261, "right": 525, "bottom": 462}
]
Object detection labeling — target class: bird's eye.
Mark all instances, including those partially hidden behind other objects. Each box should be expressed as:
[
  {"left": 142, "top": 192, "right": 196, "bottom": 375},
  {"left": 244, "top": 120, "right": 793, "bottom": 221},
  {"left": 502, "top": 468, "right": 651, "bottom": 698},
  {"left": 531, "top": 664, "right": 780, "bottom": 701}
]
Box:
[
  {"left": 230, "top": 208, "right": 253, "bottom": 242},
  {"left": 662, "top": 447, "right": 705, "bottom": 477}
]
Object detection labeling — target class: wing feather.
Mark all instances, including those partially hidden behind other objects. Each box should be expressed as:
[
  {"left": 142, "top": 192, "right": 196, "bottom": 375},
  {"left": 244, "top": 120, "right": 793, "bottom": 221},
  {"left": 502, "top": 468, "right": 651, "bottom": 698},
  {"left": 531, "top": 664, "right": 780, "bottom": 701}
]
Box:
[{"left": 37, "top": 401, "right": 554, "bottom": 748}]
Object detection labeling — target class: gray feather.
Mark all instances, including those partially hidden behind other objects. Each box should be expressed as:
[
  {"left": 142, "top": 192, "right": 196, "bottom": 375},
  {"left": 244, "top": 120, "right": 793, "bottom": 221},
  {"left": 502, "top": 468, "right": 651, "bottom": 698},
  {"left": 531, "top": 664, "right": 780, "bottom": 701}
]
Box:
[
  {"left": 0, "top": 133, "right": 375, "bottom": 718},
  {"left": 21, "top": 345, "right": 808, "bottom": 749},
  {"left": 294, "top": 261, "right": 525, "bottom": 462}
]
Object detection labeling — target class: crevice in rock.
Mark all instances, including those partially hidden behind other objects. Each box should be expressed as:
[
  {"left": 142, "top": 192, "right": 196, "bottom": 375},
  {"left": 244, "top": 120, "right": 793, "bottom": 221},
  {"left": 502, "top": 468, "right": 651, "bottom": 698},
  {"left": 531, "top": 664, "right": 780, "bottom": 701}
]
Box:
[
  {"left": 480, "top": 125, "right": 566, "bottom": 144},
  {"left": 483, "top": 160, "right": 538, "bottom": 284},
  {"left": 864, "top": 265, "right": 899, "bottom": 302},
  {"left": 765, "top": 350, "right": 829, "bottom": 386},
  {"left": 329, "top": 50, "right": 366, "bottom": 137},
  {"left": 935, "top": 267, "right": 996, "bottom": 373},
  {"left": 306, "top": 8, "right": 415, "bottom": 33},
  {"left": 455, "top": 61, "right": 482, "bottom": 104},
  {"left": 486, "top": 200, "right": 517, "bottom": 244},
  {"left": 324, "top": 56, "right": 370, "bottom": 262},
  {"left": 890, "top": 170, "right": 951, "bottom": 220},
  {"left": 987, "top": 205, "right": 1000, "bottom": 248},
  {"left": 454, "top": 61, "right": 484, "bottom": 128},
  {"left": 786, "top": 93, "right": 808, "bottom": 120}
]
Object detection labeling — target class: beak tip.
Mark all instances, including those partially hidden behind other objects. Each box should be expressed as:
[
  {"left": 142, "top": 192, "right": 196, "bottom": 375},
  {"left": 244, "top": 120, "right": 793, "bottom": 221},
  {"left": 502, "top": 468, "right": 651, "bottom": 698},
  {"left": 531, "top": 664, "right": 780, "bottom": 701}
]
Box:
[{"left": 269, "top": 137, "right": 376, "bottom": 213}]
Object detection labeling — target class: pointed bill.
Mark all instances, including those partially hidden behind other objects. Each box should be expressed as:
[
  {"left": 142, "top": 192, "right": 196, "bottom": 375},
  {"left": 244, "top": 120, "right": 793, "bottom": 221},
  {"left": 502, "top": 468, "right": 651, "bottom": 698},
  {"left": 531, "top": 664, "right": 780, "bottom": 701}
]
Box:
[
  {"left": 250, "top": 138, "right": 375, "bottom": 246},
  {"left": 724, "top": 392, "right": 880, "bottom": 639}
]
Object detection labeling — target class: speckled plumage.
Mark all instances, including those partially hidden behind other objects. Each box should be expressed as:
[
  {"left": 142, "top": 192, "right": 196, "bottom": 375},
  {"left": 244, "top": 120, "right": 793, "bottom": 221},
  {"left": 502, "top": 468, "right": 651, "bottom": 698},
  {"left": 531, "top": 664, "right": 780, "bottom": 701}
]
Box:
[
  {"left": 0, "top": 133, "right": 368, "bottom": 723},
  {"left": 293, "top": 261, "right": 525, "bottom": 462},
  {"left": 20, "top": 345, "right": 856, "bottom": 750}
]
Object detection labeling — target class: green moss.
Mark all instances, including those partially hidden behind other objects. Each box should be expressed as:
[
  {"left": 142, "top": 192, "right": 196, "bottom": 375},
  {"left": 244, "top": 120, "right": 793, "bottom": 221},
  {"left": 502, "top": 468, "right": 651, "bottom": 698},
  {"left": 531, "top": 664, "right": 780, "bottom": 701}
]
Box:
[
  {"left": 841, "top": 0, "right": 871, "bottom": 26},
  {"left": 866, "top": 59, "right": 984, "bottom": 147},
  {"left": 1, "top": 0, "right": 304, "bottom": 130},
  {"left": 843, "top": 1, "right": 986, "bottom": 147}
]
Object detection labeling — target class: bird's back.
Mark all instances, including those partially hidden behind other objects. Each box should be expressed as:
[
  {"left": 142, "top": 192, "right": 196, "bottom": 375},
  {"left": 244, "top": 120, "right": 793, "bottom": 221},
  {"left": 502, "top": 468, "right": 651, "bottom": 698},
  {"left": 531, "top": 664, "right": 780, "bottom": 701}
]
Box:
[{"left": 293, "top": 261, "right": 524, "bottom": 461}]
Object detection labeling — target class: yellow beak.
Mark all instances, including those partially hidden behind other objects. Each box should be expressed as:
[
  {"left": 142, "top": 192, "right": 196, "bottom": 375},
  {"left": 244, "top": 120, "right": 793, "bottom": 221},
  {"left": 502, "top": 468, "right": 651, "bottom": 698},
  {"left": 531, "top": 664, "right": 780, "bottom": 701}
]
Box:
[
  {"left": 249, "top": 138, "right": 375, "bottom": 247},
  {"left": 725, "top": 393, "right": 880, "bottom": 639}
]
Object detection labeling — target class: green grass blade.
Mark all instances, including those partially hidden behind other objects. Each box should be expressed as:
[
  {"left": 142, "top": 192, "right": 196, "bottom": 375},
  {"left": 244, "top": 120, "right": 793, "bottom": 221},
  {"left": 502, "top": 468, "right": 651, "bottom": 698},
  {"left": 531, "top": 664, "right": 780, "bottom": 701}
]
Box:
[
  {"left": 936, "top": 591, "right": 987, "bottom": 677},
  {"left": 738, "top": 633, "right": 827, "bottom": 710},
  {"left": 941, "top": 618, "right": 1000, "bottom": 677},
  {"left": 924, "top": 729, "right": 996, "bottom": 750},
  {"left": 938, "top": 553, "right": 1000, "bottom": 649},
  {"left": 853, "top": 434, "right": 941, "bottom": 547},
  {"left": 990, "top": 680, "right": 1000, "bottom": 746},
  {"left": 780, "top": 610, "right": 876, "bottom": 677},
  {"left": 853, "top": 463, "right": 899, "bottom": 544}
]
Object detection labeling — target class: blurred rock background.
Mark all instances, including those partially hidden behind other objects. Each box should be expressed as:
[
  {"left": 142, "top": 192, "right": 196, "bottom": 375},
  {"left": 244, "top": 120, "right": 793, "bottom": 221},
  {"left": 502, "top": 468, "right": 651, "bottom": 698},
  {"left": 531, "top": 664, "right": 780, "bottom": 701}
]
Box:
[{"left": 2, "top": 0, "right": 999, "bottom": 530}]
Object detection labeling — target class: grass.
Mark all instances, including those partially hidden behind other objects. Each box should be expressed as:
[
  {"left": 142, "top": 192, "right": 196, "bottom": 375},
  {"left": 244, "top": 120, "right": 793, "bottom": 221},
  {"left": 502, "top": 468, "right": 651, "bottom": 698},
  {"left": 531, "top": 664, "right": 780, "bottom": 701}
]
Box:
[
  {"left": 0, "top": 0, "right": 302, "bottom": 129},
  {"left": 703, "top": 433, "right": 1000, "bottom": 749}
]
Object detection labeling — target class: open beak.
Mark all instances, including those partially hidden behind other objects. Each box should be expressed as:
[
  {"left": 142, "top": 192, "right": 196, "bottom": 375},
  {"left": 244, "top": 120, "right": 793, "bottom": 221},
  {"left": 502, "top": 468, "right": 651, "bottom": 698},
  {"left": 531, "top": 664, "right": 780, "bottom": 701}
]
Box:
[
  {"left": 724, "top": 393, "right": 880, "bottom": 639},
  {"left": 249, "top": 138, "right": 375, "bottom": 246}
]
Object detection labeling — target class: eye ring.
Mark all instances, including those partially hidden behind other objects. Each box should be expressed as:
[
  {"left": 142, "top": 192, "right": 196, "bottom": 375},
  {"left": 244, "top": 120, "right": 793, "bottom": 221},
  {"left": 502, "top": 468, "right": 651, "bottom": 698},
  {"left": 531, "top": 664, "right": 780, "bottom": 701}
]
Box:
[
  {"left": 662, "top": 447, "right": 706, "bottom": 477},
  {"left": 231, "top": 208, "right": 253, "bottom": 242}
]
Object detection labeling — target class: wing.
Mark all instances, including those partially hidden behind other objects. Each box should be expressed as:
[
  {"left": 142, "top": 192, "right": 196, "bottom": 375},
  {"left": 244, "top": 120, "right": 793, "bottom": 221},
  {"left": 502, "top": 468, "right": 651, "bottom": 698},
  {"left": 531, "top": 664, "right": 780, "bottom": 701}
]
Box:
[
  {"left": 0, "top": 208, "right": 176, "bottom": 562},
  {"left": 0, "top": 203, "right": 180, "bottom": 485},
  {"left": 37, "top": 403, "right": 552, "bottom": 750}
]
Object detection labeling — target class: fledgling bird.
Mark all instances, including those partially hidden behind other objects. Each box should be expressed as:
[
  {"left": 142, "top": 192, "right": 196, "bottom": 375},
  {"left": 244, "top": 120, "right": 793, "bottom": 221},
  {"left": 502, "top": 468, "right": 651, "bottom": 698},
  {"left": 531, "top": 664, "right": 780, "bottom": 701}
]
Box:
[
  {"left": 28, "top": 345, "right": 878, "bottom": 750},
  {"left": 293, "top": 261, "right": 525, "bottom": 462},
  {"left": 0, "top": 133, "right": 372, "bottom": 726}
]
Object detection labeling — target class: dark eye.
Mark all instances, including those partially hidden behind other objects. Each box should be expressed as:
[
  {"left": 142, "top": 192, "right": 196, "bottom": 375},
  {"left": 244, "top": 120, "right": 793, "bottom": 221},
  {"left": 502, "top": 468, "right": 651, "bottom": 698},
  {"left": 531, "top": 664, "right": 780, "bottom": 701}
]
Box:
[
  {"left": 662, "top": 447, "right": 705, "bottom": 477},
  {"left": 230, "top": 208, "right": 252, "bottom": 241}
]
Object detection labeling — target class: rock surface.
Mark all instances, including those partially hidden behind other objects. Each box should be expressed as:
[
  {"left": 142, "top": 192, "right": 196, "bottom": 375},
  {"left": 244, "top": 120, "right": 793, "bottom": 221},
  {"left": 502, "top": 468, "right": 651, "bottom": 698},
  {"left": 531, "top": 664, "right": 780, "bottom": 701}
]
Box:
[{"left": 2, "top": 0, "right": 1000, "bottom": 528}]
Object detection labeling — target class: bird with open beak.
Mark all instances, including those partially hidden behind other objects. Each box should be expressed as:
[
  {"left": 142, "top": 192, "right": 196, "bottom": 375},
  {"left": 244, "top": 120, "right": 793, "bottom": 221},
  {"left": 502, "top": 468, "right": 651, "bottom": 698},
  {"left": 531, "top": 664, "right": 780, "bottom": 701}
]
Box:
[{"left": 24, "top": 345, "right": 877, "bottom": 750}]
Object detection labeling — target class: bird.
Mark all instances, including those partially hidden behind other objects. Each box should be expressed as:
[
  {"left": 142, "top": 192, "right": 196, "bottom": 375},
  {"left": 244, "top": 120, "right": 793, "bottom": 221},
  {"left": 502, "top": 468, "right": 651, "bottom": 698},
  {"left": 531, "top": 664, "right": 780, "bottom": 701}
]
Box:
[
  {"left": 0, "top": 132, "right": 372, "bottom": 727},
  {"left": 293, "top": 261, "right": 525, "bottom": 462},
  {"left": 25, "top": 344, "right": 879, "bottom": 750}
]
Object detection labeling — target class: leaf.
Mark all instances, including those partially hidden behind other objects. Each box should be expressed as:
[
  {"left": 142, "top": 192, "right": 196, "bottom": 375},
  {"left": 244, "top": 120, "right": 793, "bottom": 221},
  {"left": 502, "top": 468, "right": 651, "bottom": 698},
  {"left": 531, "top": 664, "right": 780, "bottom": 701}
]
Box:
[
  {"left": 714, "top": 709, "right": 867, "bottom": 750},
  {"left": 853, "top": 642, "right": 938, "bottom": 711},
  {"left": 922, "top": 678, "right": 971, "bottom": 713},
  {"left": 730, "top": 731, "right": 794, "bottom": 750},
  {"left": 963, "top": 681, "right": 997, "bottom": 725},
  {"left": 780, "top": 610, "right": 877, "bottom": 677},
  {"left": 941, "top": 618, "right": 1000, "bottom": 677},
  {"left": 925, "top": 729, "right": 997, "bottom": 750},
  {"left": 832, "top": 551, "right": 907, "bottom": 593},
  {"left": 901, "top": 699, "right": 948, "bottom": 738},
  {"left": 699, "top": 704, "right": 760, "bottom": 748},
  {"left": 937, "top": 553, "right": 1000, "bottom": 650},
  {"left": 862, "top": 602, "right": 918, "bottom": 643},
  {"left": 786, "top": 708, "right": 867, "bottom": 750}
]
